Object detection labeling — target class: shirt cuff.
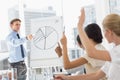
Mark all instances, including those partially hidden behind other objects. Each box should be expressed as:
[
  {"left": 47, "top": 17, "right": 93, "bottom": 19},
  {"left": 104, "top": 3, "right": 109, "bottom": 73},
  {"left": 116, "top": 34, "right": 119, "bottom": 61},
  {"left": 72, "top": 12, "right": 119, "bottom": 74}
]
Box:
[
  {"left": 59, "top": 56, "right": 63, "bottom": 66},
  {"left": 22, "top": 37, "right": 28, "bottom": 42},
  {"left": 59, "top": 56, "right": 63, "bottom": 62},
  {"left": 101, "top": 62, "right": 110, "bottom": 76}
]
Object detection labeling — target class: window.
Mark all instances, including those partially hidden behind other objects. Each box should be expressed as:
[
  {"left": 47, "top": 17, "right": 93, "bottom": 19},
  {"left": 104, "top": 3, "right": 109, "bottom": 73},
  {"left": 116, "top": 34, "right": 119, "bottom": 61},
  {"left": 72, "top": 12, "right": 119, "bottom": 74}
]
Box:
[
  {"left": 71, "top": 50, "right": 76, "bottom": 59},
  {"left": 77, "top": 50, "right": 80, "bottom": 58},
  {"left": 0, "top": 0, "right": 19, "bottom": 40}
]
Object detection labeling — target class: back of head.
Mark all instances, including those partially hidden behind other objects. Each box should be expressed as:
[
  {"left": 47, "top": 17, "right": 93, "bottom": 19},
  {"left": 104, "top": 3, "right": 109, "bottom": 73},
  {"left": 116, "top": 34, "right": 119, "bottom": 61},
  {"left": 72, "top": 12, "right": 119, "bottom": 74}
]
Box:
[
  {"left": 102, "top": 14, "right": 120, "bottom": 36},
  {"left": 76, "top": 35, "right": 82, "bottom": 45},
  {"left": 85, "top": 23, "right": 103, "bottom": 43}
]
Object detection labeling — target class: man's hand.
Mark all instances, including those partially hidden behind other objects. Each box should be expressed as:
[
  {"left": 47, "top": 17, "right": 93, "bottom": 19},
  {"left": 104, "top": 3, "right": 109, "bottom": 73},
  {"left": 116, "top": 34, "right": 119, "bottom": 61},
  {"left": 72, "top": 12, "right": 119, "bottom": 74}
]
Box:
[
  {"left": 55, "top": 43, "right": 62, "bottom": 57},
  {"left": 60, "top": 33, "right": 67, "bottom": 46},
  {"left": 54, "top": 74, "right": 67, "bottom": 80},
  {"left": 26, "top": 34, "right": 33, "bottom": 40},
  {"left": 78, "top": 8, "right": 85, "bottom": 28}
]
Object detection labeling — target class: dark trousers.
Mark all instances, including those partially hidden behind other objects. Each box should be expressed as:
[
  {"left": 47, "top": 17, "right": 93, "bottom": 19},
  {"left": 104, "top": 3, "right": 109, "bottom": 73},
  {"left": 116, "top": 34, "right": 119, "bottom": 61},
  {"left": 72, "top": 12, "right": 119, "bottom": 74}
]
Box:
[{"left": 10, "top": 61, "right": 27, "bottom": 80}]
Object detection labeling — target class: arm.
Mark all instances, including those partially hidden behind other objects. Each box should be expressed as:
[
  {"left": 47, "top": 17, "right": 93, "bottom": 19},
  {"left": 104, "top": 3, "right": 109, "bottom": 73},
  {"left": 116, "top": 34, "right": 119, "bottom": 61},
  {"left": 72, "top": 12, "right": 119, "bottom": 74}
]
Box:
[
  {"left": 77, "top": 8, "right": 111, "bottom": 61},
  {"left": 7, "top": 34, "right": 33, "bottom": 47},
  {"left": 60, "top": 34, "right": 88, "bottom": 70},
  {"left": 55, "top": 70, "right": 106, "bottom": 80},
  {"left": 7, "top": 36, "right": 27, "bottom": 47}
]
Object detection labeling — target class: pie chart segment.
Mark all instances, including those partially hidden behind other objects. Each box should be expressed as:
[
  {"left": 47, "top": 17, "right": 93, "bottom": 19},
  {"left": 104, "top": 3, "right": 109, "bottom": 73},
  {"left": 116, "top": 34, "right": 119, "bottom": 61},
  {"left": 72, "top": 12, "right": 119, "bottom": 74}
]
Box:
[
  {"left": 33, "top": 26, "right": 58, "bottom": 50},
  {"left": 45, "top": 30, "right": 58, "bottom": 49},
  {"left": 45, "top": 26, "right": 55, "bottom": 37}
]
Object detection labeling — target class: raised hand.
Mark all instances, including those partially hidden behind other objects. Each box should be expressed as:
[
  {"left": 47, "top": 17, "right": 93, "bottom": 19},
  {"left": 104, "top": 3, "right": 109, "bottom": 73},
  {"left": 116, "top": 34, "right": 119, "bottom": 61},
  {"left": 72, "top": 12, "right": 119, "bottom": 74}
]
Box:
[
  {"left": 60, "top": 33, "right": 67, "bottom": 46},
  {"left": 55, "top": 43, "right": 62, "bottom": 57},
  {"left": 78, "top": 8, "right": 85, "bottom": 28}
]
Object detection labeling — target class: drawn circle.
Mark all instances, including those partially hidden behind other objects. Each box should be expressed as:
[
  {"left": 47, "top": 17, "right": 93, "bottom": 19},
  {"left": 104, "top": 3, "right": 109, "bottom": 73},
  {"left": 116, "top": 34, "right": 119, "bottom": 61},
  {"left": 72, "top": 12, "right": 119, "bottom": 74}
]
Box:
[{"left": 33, "top": 26, "right": 58, "bottom": 50}]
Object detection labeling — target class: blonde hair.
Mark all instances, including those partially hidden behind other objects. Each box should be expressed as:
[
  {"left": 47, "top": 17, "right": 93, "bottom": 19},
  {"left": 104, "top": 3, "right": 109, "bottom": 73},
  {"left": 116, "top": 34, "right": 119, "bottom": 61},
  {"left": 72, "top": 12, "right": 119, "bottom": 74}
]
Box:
[{"left": 102, "top": 14, "right": 120, "bottom": 36}]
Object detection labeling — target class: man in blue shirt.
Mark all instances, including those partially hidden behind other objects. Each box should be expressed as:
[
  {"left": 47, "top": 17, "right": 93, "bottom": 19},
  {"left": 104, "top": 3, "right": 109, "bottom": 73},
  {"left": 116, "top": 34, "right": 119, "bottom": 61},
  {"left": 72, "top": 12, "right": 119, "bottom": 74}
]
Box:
[{"left": 6, "top": 18, "right": 33, "bottom": 80}]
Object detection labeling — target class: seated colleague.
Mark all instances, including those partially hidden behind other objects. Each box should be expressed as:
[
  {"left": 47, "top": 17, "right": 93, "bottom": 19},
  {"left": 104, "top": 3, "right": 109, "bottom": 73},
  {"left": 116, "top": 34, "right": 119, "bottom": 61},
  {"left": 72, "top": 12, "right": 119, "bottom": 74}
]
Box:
[
  {"left": 55, "top": 23, "right": 107, "bottom": 80},
  {"left": 54, "top": 8, "right": 120, "bottom": 80}
]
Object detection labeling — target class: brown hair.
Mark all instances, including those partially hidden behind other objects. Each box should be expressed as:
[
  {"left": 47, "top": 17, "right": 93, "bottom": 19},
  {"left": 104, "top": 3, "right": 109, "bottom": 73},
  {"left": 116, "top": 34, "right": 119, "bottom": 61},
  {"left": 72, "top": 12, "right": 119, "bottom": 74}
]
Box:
[
  {"left": 10, "top": 18, "right": 21, "bottom": 24},
  {"left": 102, "top": 14, "right": 120, "bottom": 36}
]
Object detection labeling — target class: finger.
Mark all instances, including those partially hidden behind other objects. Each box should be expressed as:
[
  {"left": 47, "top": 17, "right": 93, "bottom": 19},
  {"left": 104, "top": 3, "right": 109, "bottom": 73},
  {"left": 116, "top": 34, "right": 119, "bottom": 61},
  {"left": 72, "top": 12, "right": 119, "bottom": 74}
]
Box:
[
  {"left": 81, "top": 8, "right": 85, "bottom": 15},
  {"left": 81, "top": 7, "right": 84, "bottom": 11},
  {"left": 62, "top": 33, "right": 66, "bottom": 37},
  {"left": 63, "top": 34, "right": 67, "bottom": 39},
  {"left": 54, "top": 78, "right": 62, "bottom": 80},
  {"left": 55, "top": 76, "right": 62, "bottom": 79},
  {"left": 55, "top": 77, "right": 62, "bottom": 80}
]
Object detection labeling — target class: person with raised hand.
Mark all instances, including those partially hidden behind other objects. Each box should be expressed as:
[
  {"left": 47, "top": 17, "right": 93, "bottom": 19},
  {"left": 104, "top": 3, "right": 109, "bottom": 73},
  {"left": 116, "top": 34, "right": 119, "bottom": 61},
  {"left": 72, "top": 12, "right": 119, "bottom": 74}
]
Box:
[
  {"left": 54, "top": 7, "right": 120, "bottom": 80},
  {"left": 55, "top": 23, "right": 107, "bottom": 77}
]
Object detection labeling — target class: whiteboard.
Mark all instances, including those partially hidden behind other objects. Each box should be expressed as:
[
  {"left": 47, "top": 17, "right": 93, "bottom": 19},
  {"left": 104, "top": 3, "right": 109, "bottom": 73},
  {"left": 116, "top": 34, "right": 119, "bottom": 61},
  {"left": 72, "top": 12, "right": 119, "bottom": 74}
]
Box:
[{"left": 30, "top": 16, "right": 63, "bottom": 67}]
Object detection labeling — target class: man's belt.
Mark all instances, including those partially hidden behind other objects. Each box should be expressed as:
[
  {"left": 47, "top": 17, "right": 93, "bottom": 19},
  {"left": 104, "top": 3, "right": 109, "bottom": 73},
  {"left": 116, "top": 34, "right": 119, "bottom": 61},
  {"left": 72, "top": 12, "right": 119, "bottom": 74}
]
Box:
[{"left": 10, "top": 61, "right": 25, "bottom": 66}]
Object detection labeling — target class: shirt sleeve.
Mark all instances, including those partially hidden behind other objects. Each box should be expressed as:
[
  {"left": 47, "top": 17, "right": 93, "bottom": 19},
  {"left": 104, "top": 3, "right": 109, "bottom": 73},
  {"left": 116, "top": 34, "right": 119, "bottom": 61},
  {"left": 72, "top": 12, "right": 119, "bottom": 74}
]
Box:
[
  {"left": 6, "top": 35, "right": 27, "bottom": 47},
  {"left": 101, "top": 62, "right": 110, "bottom": 77},
  {"left": 82, "top": 53, "right": 105, "bottom": 68},
  {"left": 66, "top": 65, "right": 84, "bottom": 74},
  {"left": 108, "top": 48, "right": 120, "bottom": 64}
]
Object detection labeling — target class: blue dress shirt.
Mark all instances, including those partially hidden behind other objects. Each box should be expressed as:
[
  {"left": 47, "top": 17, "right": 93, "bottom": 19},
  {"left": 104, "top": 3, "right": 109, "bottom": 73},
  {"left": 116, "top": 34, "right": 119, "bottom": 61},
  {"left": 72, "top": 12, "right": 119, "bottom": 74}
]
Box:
[{"left": 6, "top": 30, "right": 27, "bottom": 63}]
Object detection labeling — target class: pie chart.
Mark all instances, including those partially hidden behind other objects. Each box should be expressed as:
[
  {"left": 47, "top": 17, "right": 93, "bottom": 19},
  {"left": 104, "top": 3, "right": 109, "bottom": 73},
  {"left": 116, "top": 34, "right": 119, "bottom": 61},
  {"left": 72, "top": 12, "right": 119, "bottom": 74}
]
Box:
[{"left": 33, "top": 26, "right": 58, "bottom": 50}]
